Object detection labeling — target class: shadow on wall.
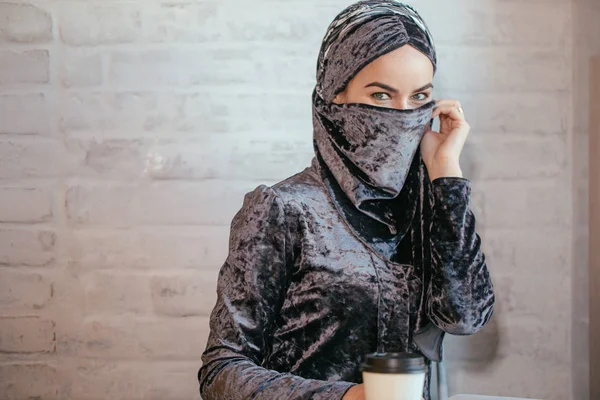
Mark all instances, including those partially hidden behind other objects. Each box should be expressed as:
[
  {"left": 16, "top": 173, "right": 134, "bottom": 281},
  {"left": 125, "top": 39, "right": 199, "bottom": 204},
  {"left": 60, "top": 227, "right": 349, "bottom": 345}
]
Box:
[
  {"left": 444, "top": 317, "right": 500, "bottom": 373},
  {"left": 440, "top": 316, "right": 500, "bottom": 400},
  {"left": 426, "top": 315, "right": 499, "bottom": 400},
  {"left": 441, "top": 130, "right": 502, "bottom": 396}
]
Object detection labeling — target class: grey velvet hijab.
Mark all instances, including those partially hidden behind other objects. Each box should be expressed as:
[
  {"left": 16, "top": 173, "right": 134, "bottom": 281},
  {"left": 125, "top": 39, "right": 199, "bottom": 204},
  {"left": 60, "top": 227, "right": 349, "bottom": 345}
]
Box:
[{"left": 312, "top": 0, "right": 437, "bottom": 236}]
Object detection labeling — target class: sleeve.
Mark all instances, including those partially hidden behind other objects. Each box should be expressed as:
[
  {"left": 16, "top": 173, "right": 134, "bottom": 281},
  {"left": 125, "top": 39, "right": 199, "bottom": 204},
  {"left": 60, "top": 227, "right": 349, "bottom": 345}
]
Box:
[
  {"left": 426, "top": 177, "right": 495, "bottom": 335},
  {"left": 198, "top": 185, "right": 356, "bottom": 400}
]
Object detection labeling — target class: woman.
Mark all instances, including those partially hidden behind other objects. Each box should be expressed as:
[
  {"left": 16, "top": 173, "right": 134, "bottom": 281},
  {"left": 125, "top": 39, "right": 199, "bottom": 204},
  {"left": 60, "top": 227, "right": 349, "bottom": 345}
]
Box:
[{"left": 198, "top": 1, "right": 495, "bottom": 399}]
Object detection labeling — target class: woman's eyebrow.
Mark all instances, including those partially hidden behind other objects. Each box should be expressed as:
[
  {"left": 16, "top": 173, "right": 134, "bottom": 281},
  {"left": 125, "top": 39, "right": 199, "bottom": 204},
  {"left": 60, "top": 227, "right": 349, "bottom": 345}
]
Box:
[
  {"left": 413, "top": 83, "right": 433, "bottom": 92},
  {"left": 364, "top": 82, "right": 434, "bottom": 93},
  {"left": 364, "top": 82, "right": 398, "bottom": 93}
]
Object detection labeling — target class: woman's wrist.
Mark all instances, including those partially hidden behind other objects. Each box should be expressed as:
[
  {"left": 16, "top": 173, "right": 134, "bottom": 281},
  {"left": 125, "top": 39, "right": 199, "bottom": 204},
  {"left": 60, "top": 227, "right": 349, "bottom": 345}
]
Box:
[{"left": 428, "top": 162, "right": 463, "bottom": 181}]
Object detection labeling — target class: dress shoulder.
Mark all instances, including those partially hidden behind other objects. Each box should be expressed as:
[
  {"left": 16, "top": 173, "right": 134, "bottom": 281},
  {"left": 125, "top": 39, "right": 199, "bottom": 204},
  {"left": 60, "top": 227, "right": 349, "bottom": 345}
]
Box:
[
  {"left": 271, "top": 165, "right": 329, "bottom": 206},
  {"left": 230, "top": 184, "right": 286, "bottom": 239},
  {"left": 235, "top": 164, "right": 331, "bottom": 232}
]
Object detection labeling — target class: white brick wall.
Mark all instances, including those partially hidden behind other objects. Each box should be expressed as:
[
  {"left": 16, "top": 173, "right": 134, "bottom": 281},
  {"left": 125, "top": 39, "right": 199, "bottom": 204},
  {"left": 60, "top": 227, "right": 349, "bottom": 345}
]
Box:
[
  {"left": 0, "top": 227, "right": 56, "bottom": 265},
  {"left": 0, "top": 49, "right": 49, "bottom": 84},
  {"left": 0, "top": 3, "right": 52, "bottom": 44},
  {"left": 0, "top": 93, "right": 50, "bottom": 134},
  {"left": 0, "top": 317, "right": 56, "bottom": 353},
  {"left": 0, "top": 1, "right": 586, "bottom": 399}
]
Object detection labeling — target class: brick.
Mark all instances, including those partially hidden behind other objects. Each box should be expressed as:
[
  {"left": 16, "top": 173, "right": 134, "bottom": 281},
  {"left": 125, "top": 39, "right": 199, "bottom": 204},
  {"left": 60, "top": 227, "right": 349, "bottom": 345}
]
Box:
[
  {"left": 5, "top": 187, "right": 52, "bottom": 219},
  {"left": 150, "top": 271, "right": 219, "bottom": 317},
  {"left": 136, "top": 1, "right": 572, "bottom": 49},
  {"left": 60, "top": 316, "right": 210, "bottom": 360},
  {"left": 0, "top": 94, "right": 50, "bottom": 135},
  {"left": 139, "top": 361, "right": 205, "bottom": 400},
  {"left": 0, "top": 3, "right": 53, "bottom": 43},
  {"left": 492, "top": 271, "right": 570, "bottom": 321},
  {"left": 66, "top": 181, "right": 260, "bottom": 226},
  {"left": 482, "top": 228, "right": 570, "bottom": 277},
  {"left": 67, "top": 360, "right": 144, "bottom": 400},
  {"left": 447, "top": 93, "right": 567, "bottom": 136},
  {"left": 82, "top": 272, "right": 152, "bottom": 315},
  {"left": 60, "top": 92, "right": 184, "bottom": 134},
  {"left": 477, "top": 180, "right": 570, "bottom": 229},
  {"left": 0, "top": 271, "right": 53, "bottom": 311},
  {"left": 68, "top": 360, "right": 199, "bottom": 400},
  {"left": 419, "top": 1, "right": 570, "bottom": 46},
  {"left": 0, "top": 187, "right": 52, "bottom": 223},
  {"left": 156, "top": 134, "right": 312, "bottom": 182},
  {"left": 0, "top": 138, "right": 66, "bottom": 179},
  {"left": 70, "top": 137, "right": 313, "bottom": 182},
  {"left": 60, "top": 4, "right": 140, "bottom": 46},
  {"left": 60, "top": 91, "right": 312, "bottom": 136},
  {"left": 69, "top": 139, "right": 157, "bottom": 179},
  {"left": 141, "top": 2, "right": 337, "bottom": 43},
  {"left": 462, "top": 136, "right": 567, "bottom": 180},
  {"left": 108, "top": 47, "right": 314, "bottom": 90},
  {"left": 0, "top": 50, "right": 49, "bottom": 85},
  {"left": 0, "top": 228, "right": 56, "bottom": 266},
  {"left": 69, "top": 227, "right": 229, "bottom": 270},
  {"left": 0, "top": 363, "right": 64, "bottom": 400},
  {"left": 0, "top": 317, "right": 56, "bottom": 353},
  {"left": 131, "top": 317, "right": 209, "bottom": 359},
  {"left": 180, "top": 92, "right": 311, "bottom": 133},
  {"left": 61, "top": 50, "right": 103, "bottom": 88},
  {"left": 436, "top": 46, "right": 569, "bottom": 92}
]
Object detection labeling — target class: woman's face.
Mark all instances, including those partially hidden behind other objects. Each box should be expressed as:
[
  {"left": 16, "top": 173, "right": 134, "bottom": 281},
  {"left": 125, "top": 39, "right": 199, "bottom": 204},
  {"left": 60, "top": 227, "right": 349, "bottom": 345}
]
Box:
[{"left": 333, "top": 45, "right": 434, "bottom": 110}]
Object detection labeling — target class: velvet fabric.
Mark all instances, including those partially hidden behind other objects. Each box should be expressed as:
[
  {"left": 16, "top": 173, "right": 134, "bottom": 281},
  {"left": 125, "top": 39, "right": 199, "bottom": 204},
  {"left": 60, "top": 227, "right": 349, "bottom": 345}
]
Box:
[
  {"left": 198, "top": 168, "right": 494, "bottom": 400},
  {"left": 313, "top": 91, "right": 435, "bottom": 234},
  {"left": 315, "top": 1, "right": 437, "bottom": 102},
  {"left": 198, "top": 1, "right": 495, "bottom": 399}
]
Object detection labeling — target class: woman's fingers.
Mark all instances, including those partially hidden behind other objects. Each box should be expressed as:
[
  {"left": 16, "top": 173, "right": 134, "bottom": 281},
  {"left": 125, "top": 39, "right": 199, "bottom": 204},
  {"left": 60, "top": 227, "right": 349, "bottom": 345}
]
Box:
[
  {"left": 430, "top": 99, "right": 470, "bottom": 153},
  {"left": 432, "top": 100, "right": 466, "bottom": 122}
]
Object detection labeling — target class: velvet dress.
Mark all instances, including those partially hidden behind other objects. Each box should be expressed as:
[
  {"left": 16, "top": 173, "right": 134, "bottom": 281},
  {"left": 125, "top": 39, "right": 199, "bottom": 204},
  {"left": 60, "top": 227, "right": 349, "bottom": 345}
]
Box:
[{"left": 198, "top": 155, "right": 494, "bottom": 400}]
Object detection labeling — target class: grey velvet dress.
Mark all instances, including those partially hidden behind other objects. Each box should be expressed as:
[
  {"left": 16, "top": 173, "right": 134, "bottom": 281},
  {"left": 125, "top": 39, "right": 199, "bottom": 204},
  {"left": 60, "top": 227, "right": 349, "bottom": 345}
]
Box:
[
  {"left": 198, "top": 2, "right": 495, "bottom": 399},
  {"left": 197, "top": 157, "right": 494, "bottom": 400}
]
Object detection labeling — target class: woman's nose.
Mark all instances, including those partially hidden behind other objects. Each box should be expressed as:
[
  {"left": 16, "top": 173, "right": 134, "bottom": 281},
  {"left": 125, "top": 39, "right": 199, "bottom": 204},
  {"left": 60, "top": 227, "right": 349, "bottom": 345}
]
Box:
[{"left": 396, "top": 98, "right": 412, "bottom": 110}]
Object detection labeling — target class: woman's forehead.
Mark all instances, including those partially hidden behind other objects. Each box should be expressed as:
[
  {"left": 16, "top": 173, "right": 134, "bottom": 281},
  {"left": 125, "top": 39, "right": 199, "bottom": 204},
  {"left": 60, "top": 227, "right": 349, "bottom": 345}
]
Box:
[{"left": 350, "top": 46, "right": 434, "bottom": 91}]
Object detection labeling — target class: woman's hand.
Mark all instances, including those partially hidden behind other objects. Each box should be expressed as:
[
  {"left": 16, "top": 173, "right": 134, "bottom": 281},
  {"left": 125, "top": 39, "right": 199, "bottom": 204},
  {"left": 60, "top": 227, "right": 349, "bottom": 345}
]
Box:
[
  {"left": 420, "top": 99, "right": 469, "bottom": 181},
  {"left": 342, "top": 384, "right": 365, "bottom": 400}
]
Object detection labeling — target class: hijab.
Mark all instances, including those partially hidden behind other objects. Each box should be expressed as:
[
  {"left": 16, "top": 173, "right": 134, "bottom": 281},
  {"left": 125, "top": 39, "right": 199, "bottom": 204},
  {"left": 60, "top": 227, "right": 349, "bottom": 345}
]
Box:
[{"left": 312, "top": 0, "right": 437, "bottom": 242}]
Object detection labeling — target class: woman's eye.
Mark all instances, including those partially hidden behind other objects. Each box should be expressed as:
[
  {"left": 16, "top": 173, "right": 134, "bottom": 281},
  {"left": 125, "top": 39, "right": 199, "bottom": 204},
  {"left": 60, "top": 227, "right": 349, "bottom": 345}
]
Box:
[
  {"left": 412, "top": 93, "right": 429, "bottom": 101},
  {"left": 372, "top": 92, "right": 391, "bottom": 101}
]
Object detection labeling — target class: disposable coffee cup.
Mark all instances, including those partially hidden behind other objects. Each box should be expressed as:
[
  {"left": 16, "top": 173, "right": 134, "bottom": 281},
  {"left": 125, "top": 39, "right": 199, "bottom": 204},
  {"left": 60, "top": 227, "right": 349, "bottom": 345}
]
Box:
[{"left": 361, "top": 352, "right": 426, "bottom": 400}]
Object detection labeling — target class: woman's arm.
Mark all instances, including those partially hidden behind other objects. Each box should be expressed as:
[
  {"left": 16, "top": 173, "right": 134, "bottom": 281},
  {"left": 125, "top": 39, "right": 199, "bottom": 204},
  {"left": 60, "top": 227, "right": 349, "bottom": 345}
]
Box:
[
  {"left": 425, "top": 177, "right": 495, "bottom": 335},
  {"left": 198, "top": 185, "right": 356, "bottom": 400}
]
